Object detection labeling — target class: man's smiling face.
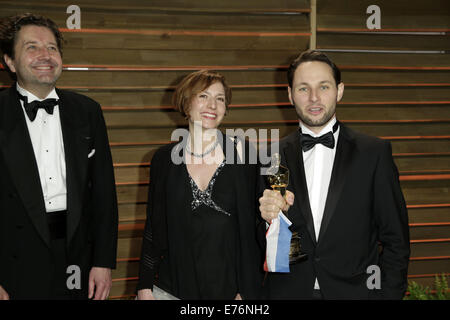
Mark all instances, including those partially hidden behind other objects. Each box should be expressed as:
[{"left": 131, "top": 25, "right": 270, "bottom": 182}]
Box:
[{"left": 4, "top": 25, "right": 62, "bottom": 96}]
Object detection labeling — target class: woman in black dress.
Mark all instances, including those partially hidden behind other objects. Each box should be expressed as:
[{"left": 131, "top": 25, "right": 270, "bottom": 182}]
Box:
[{"left": 136, "top": 70, "right": 262, "bottom": 299}]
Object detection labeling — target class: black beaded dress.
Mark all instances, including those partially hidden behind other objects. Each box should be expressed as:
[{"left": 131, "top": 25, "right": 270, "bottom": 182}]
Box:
[{"left": 137, "top": 136, "right": 262, "bottom": 300}]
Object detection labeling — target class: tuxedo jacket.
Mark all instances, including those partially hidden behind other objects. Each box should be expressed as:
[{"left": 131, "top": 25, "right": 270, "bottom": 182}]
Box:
[
  {"left": 0, "top": 86, "right": 118, "bottom": 299},
  {"left": 263, "top": 124, "right": 410, "bottom": 300}
]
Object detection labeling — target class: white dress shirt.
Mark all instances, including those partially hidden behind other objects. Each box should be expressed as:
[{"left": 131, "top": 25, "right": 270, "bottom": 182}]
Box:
[
  {"left": 17, "top": 83, "right": 67, "bottom": 212},
  {"left": 300, "top": 117, "right": 339, "bottom": 290}
]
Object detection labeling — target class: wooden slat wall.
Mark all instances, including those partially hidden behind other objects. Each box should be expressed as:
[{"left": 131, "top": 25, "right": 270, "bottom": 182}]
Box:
[
  {"left": 0, "top": 0, "right": 311, "bottom": 299},
  {"left": 1, "top": 0, "right": 448, "bottom": 298},
  {"left": 316, "top": 0, "right": 450, "bottom": 292}
]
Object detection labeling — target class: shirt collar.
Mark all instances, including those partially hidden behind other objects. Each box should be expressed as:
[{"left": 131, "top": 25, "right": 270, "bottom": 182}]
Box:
[
  {"left": 16, "top": 83, "right": 59, "bottom": 103},
  {"left": 299, "top": 116, "right": 337, "bottom": 137}
]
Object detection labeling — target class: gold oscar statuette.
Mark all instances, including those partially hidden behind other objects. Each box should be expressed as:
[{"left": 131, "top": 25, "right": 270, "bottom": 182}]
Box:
[{"left": 267, "top": 153, "right": 307, "bottom": 264}]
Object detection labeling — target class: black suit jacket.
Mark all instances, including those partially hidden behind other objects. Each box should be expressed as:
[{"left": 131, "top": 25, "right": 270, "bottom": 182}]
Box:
[
  {"left": 263, "top": 124, "right": 410, "bottom": 299},
  {"left": 0, "top": 86, "right": 118, "bottom": 299}
]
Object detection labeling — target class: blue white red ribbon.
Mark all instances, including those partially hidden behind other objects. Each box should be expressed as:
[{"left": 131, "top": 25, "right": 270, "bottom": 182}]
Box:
[{"left": 264, "top": 211, "right": 292, "bottom": 273}]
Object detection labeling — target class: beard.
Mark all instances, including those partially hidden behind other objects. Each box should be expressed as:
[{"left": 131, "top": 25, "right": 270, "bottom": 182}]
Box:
[
  {"left": 17, "top": 60, "right": 62, "bottom": 88},
  {"left": 295, "top": 103, "right": 336, "bottom": 129}
]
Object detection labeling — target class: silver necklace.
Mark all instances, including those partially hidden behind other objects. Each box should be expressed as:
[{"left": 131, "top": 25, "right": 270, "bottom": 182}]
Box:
[{"left": 186, "top": 139, "right": 219, "bottom": 158}]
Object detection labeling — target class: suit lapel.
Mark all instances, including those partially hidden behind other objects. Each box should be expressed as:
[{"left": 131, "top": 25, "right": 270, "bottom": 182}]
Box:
[
  {"left": 317, "top": 125, "right": 356, "bottom": 243},
  {"left": 283, "top": 131, "right": 317, "bottom": 246},
  {"left": 57, "top": 89, "right": 89, "bottom": 244},
  {"left": 0, "top": 87, "right": 50, "bottom": 246}
]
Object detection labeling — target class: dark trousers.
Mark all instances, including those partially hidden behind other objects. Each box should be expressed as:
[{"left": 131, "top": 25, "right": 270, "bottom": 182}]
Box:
[
  {"left": 312, "top": 289, "right": 323, "bottom": 300},
  {"left": 47, "top": 211, "right": 73, "bottom": 299},
  {"left": 49, "top": 238, "right": 73, "bottom": 299}
]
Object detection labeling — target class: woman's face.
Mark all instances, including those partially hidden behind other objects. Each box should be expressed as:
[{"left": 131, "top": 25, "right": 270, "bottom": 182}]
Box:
[{"left": 187, "top": 81, "right": 226, "bottom": 130}]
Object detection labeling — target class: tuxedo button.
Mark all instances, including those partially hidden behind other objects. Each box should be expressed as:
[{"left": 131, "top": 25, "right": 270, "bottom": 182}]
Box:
[{"left": 315, "top": 257, "right": 321, "bottom": 262}]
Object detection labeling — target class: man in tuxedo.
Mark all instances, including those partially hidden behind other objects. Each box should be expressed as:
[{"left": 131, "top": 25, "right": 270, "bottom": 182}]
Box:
[
  {"left": 0, "top": 14, "right": 118, "bottom": 299},
  {"left": 259, "top": 50, "right": 410, "bottom": 299}
]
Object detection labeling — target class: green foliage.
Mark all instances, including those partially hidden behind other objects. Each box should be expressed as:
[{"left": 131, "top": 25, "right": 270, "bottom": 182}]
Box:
[{"left": 404, "top": 273, "right": 450, "bottom": 300}]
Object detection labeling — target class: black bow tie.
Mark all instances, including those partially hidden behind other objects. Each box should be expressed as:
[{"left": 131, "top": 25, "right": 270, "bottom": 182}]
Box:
[
  {"left": 17, "top": 92, "right": 59, "bottom": 121},
  {"left": 300, "top": 122, "right": 339, "bottom": 152}
]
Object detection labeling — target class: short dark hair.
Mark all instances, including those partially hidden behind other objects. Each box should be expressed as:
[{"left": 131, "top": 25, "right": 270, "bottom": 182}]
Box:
[
  {"left": 0, "top": 13, "right": 63, "bottom": 76},
  {"left": 173, "top": 70, "right": 232, "bottom": 118},
  {"left": 287, "top": 50, "right": 341, "bottom": 87}
]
